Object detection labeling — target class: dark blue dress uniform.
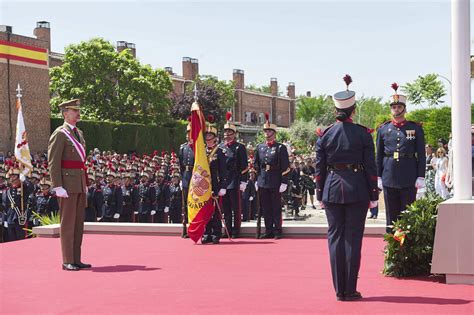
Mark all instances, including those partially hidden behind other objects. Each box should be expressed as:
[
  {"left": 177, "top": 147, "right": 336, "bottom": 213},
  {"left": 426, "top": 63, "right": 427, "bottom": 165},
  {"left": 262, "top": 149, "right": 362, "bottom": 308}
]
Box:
[
  {"left": 219, "top": 140, "right": 248, "bottom": 237},
  {"left": 89, "top": 183, "right": 104, "bottom": 222},
  {"left": 85, "top": 184, "right": 97, "bottom": 222},
  {"left": 316, "top": 76, "right": 378, "bottom": 300},
  {"left": 137, "top": 181, "right": 156, "bottom": 223},
  {"left": 179, "top": 142, "right": 194, "bottom": 235},
  {"left": 202, "top": 144, "right": 227, "bottom": 243},
  {"left": 2, "top": 183, "right": 33, "bottom": 242},
  {"left": 242, "top": 176, "right": 257, "bottom": 221},
  {"left": 169, "top": 182, "right": 183, "bottom": 224},
  {"left": 121, "top": 184, "right": 138, "bottom": 222},
  {"left": 154, "top": 181, "right": 170, "bottom": 223},
  {"left": 0, "top": 182, "right": 8, "bottom": 243},
  {"left": 35, "top": 191, "right": 59, "bottom": 217},
  {"left": 101, "top": 184, "right": 123, "bottom": 222},
  {"left": 376, "top": 119, "right": 425, "bottom": 231},
  {"left": 254, "top": 141, "right": 290, "bottom": 238}
]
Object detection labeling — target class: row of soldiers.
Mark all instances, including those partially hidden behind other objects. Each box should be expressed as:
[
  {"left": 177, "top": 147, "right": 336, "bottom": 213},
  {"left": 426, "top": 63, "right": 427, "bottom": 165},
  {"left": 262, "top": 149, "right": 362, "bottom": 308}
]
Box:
[
  {"left": 0, "top": 111, "right": 294, "bottom": 243},
  {"left": 0, "top": 168, "right": 58, "bottom": 242}
]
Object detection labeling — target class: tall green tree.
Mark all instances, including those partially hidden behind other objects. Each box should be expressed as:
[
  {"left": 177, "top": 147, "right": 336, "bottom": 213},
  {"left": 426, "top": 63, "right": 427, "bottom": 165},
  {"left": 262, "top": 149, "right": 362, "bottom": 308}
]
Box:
[
  {"left": 170, "top": 75, "right": 236, "bottom": 129},
  {"left": 295, "top": 95, "right": 334, "bottom": 126},
  {"left": 401, "top": 73, "right": 447, "bottom": 108},
  {"left": 356, "top": 96, "right": 391, "bottom": 128},
  {"left": 50, "top": 38, "right": 173, "bottom": 124}
]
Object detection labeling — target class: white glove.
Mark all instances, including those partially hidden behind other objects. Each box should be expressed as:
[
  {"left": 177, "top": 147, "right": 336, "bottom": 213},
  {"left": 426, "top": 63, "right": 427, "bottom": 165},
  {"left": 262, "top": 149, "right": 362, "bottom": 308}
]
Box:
[
  {"left": 239, "top": 181, "right": 247, "bottom": 192},
  {"left": 218, "top": 188, "right": 226, "bottom": 196},
  {"left": 19, "top": 174, "right": 26, "bottom": 182},
  {"left": 164, "top": 207, "right": 169, "bottom": 213},
  {"left": 113, "top": 213, "right": 120, "bottom": 219},
  {"left": 249, "top": 196, "right": 254, "bottom": 201},
  {"left": 279, "top": 183, "right": 288, "bottom": 193},
  {"left": 255, "top": 183, "right": 258, "bottom": 192},
  {"left": 415, "top": 177, "right": 425, "bottom": 189},
  {"left": 377, "top": 177, "right": 383, "bottom": 190},
  {"left": 369, "top": 200, "right": 378, "bottom": 209},
  {"left": 319, "top": 201, "right": 325, "bottom": 209},
  {"left": 151, "top": 210, "right": 156, "bottom": 215},
  {"left": 53, "top": 186, "right": 69, "bottom": 198}
]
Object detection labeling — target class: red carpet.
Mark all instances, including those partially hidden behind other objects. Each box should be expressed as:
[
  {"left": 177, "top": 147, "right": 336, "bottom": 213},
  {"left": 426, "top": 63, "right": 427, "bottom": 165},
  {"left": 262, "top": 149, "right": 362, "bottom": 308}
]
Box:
[{"left": 1, "top": 235, "right": 473, "bottom": 314}]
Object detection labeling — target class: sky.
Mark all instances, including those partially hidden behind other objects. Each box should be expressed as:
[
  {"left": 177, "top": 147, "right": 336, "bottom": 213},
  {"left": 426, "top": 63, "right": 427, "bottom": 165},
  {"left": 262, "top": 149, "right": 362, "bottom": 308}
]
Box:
[{"left": 1, "top": 0, "right": 472, "bottom": 108}]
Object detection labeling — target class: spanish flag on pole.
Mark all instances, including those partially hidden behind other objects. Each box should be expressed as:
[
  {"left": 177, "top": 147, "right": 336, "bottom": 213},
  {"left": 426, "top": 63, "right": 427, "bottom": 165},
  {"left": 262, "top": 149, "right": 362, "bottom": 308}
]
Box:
[
  {"left": 187, "top": 101, "right": 215, "bottom": 243},
  {"left": 14, "top": 84, "right": 33, "bottom": 176}
]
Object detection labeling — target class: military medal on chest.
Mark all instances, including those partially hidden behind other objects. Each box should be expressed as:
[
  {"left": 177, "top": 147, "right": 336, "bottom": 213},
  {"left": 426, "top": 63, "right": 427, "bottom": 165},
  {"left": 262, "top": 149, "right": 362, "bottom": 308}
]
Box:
[{"left": 406, "top": 130, "right": 416, "bottom": 140}]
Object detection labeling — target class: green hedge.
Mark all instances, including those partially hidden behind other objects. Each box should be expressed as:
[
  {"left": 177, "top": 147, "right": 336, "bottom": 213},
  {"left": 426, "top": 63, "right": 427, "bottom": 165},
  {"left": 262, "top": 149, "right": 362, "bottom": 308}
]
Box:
[{"left": 51, "top": 118, "right": 186, "bottom": 154}]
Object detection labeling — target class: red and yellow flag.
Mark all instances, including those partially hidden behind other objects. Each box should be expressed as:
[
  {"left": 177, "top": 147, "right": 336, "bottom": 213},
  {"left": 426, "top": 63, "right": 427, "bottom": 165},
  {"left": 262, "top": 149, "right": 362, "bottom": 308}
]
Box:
[
  {"left": 0, "top": 40, "right": 48, "bottom": 69},
  {"left": 187, "top": 101, "right": 215, "bottom": 243}
]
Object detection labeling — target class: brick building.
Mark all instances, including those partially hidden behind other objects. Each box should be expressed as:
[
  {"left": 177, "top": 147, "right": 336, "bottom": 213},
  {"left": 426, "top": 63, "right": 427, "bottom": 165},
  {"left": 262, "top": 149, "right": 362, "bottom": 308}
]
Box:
[
  {"left": 164, "top": 59, "right": 296, "bottom": 142},
  {"left": 0, "top": 21, "right": 296, "bottom": 152},
  {"left": 0, "top": 22, "right": 62, "bottom": 153}
]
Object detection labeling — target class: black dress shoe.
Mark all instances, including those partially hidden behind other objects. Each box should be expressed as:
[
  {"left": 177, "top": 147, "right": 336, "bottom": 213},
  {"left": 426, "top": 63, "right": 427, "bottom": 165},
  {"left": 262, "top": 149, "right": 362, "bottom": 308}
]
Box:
[
  {"left": 231, "top": 234, "right": 239, "bottom": 239},
  {"left": 75, "top": 262, "right": 92, "bottom": 269},
  {"left": 212, "top": 236, "right": 220, "bottom": 244},
  {"left": 182, "top": 234, "right": 189, "bottom": 239},
  {"left": 336, "top": 293, "right": 345, "bottom": 301},
  {"left": 201, "top": 237, "right": 212, "bottom": 244},
  {"left": 344, "top": 291, "right": 362, "bottom": 301},
  {"left": 368, "top": 214, "right": 375, "bottom": 219},
  {"left": 274, "top": 234, "right": 282, "bottom": 240},
  {"left": 259, "top": 234, "right": 274, "bottom": 239},
  {"left": 62, "top": 263, "right": 80, "bottom": 271}
]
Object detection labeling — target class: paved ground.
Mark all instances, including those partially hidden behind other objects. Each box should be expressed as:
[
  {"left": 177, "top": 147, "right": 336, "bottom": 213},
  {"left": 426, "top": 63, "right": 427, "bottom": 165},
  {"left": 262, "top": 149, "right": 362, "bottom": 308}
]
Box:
[{"left": 281, "top": 192, "right": 387, "bottom": 225}]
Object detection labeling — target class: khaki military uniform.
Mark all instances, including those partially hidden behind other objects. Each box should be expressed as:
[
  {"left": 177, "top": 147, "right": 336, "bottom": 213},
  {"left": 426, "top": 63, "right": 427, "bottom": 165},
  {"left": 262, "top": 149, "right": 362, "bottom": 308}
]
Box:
[{"left": 48, "top": 122, "right": 87, "bottom": 264}]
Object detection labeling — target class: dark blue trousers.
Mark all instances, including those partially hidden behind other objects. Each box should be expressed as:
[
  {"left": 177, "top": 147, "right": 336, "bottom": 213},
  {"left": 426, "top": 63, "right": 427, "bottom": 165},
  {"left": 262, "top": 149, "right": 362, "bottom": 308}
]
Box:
[
  {"left": 222, "top": 188, "right": 241, "bottom": 236},
  {"left": 383, "top": 186, "right": 416, "bottom": 233},
  {"left": 325, "top": 201, "right": 368, "bottom": 295},
  {"left": 260, "top": 187, "right": 282, "bottom": 237}
]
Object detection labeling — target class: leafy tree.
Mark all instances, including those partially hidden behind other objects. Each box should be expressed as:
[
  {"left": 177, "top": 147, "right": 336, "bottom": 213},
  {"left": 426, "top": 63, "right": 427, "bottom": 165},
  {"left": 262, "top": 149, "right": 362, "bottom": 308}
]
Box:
[
  {"left": 50, "top": 38, "right": 173, "bottom": 124},
  {"left": 295, "top": 95, "right": 334, "bottom": 126},
  {"left": 356, "top": 96, "right": 391, "bottom": 128},
  {"left": 401, "top": 73, "right": 447, "bottom": 108},
  {"left": 245, "top": 84, "right": 283, "bottom": 96},
  {"left": 288, "top": 119, "right": 318, "bottom": 153},
  {"left": 170, "top": 75, "right": 235, "bottom": 128}
]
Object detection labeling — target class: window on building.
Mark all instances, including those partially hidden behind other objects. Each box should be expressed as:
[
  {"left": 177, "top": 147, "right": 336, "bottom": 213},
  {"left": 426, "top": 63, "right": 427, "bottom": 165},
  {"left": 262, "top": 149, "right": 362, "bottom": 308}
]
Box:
[{"left": 245, "top": 112, "right": 252, "bottom": 123}]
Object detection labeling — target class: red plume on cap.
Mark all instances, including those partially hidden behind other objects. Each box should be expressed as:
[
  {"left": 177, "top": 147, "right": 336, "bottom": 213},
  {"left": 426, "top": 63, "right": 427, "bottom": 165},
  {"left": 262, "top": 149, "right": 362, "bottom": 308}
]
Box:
[
  {"left": 226, "top": 111, "right": 232, "bottom": 122},
  {"left": 264, "top": 112, "right": 270, "bottom": 122},
  {"left": 343, "top": 74, "right": 352, "bottom": 90},
  {"left": 207, "top": 114, "right": 215, "bottom": 123},
  {"left": 391, "top": 83, "right": 399, "bottom": 93}
]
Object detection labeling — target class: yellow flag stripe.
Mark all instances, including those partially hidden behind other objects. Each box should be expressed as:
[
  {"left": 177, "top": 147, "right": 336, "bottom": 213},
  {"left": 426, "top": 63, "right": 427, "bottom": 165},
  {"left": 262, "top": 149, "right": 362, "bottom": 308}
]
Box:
[{"left": 0, "top": 44, "right": 48, "bottom": 61}]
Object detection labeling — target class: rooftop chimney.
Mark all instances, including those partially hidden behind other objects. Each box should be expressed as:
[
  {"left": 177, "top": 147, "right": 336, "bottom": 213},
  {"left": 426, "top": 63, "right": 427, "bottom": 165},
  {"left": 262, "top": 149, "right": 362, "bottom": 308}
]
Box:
[
  {"left": 34, "top": 21, "right": 50, "bottom": 51},
  {"left": 233, "top": 69, "right": 245, "bottom": 89},
  {"left": 287, "top": 82, "right": 295, "bottom": 99},
  {"left": 270, "top": 78, "right": 278, "bottom": 96}
]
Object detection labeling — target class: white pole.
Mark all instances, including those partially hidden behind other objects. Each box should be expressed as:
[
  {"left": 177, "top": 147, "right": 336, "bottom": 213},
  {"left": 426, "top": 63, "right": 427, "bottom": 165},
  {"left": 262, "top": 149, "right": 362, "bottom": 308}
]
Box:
[{"left": 451, "top": 0, "right": 472, "bottom": 199}]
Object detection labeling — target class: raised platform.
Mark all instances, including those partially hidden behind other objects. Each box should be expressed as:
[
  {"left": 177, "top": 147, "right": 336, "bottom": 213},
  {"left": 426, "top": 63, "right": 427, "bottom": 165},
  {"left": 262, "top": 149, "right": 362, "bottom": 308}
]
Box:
[
  {"left": 431, "top": 198, "right": 474, "bottom": 285},
  {"left": 32, "top": 222, "right": 387, "bottom": 238},
  {"left": 1, "top": 235, "right": 473, "bottom": 314}
]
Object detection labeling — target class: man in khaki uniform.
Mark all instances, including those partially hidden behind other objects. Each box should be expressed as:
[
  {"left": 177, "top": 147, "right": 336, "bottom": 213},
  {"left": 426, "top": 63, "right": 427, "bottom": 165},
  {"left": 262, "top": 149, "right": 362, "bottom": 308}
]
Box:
[{"left": 48, "top": 99, "right": 91, "bottom": 271}]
